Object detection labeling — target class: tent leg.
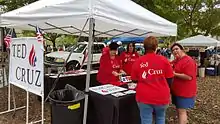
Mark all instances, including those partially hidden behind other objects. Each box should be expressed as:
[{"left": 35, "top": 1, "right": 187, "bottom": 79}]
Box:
[{"left": 83, "top": 18, "right": 95, "bottom": 124}]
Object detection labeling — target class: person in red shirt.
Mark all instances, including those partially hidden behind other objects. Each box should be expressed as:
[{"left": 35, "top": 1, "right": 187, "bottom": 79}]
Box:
[
  {"left": 120, "top": 42, "right": 139, "bottom": 75},
  {"left": 102, "top": 42, "right": 111, "bottom": 55},
  {"left": 97, "top": 42, "right": 126, "bottom": 86},
  {"left": 170, "top": 43, "right": 197, "bottom": 124},
  {"left": 131, "top": 36, "right": 174, "bottom": 124}
]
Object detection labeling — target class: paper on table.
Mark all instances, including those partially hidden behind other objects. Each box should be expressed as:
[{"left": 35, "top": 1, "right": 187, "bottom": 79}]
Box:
[
  {"left": 123, "top": 90, "right": 136, "bottom": 95},
  {"left": 89, "top": 84, "right": 127, "bottom": 95},
  {"left": 111, "top": 92, "right": 126, "bottom": 97}
]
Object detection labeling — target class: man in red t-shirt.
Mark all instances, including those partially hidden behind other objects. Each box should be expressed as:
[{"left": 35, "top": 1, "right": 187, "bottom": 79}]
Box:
[
  {"left": 170, "top": 43, "right": 197, "bottom": 124},
  {"left": 97, "top": 42, "right": 126, "bottom": 86},
  {"left": 131, "top": 36, "right": 174, "bottom": 124}
]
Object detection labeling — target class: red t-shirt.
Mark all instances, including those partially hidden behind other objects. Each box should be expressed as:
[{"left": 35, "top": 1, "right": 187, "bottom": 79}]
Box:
[
  {"left": 102, "top": 47, "right": 109, "bottom": 55},
  {"left": 120, "top": 52, "right": 139, "bottom": 75},
  {"left": 97, "top": 53, "right": 122, "bottom": 85},
  {"left": 171, "top": 55, "right": 197, "bottom": 97},
  {"left": 131, "top": 53, "right": 174, "bottom": 105}
]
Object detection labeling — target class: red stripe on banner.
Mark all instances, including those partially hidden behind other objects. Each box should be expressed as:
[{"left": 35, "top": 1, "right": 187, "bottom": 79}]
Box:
[
  {"left": 29, "top": 46, "right": 35, "bottom": 66},
  {"left": 31, "top": 51, "right": 36, "bottom": 66}
]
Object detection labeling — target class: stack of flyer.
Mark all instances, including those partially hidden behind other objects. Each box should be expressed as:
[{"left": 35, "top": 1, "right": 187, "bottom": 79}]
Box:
[{"left": 89, "top": 84, "right": 127, "bottom": 95}]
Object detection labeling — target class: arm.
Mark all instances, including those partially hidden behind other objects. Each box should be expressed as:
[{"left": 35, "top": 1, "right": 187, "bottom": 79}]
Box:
[
  {"left": 164, "top": 58, "right": 174, "bottom": 85},
  {"left": 112, "top": 71, "right": 120, "bottom": 76},
  {"left": 174, "top": 72, "right": 192, "bottom": 80},
  {"left": 112, "top": 57, "right": 125, "bottom": 77},
  {"left": 174, "top": 59, "right": 196, "bottom": 81},
  {"left": 119, "top": 70, "right": 126, "bottom": 75},
  {"left": 166, "top": 77, "right": 173, "bottom": 87},
  {"left": 118, "top": 56, "right": 126, "bottom": 75}
]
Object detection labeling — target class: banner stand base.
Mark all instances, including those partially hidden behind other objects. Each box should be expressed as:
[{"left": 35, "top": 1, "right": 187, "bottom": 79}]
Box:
[{"left": 0, "top": 106, "right": 26, "bottom": 115}]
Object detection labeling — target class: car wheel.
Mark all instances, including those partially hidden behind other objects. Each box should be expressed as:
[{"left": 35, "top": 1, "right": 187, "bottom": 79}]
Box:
[{"left": 66, "top": 61, "right": 80, "bottom": 71}]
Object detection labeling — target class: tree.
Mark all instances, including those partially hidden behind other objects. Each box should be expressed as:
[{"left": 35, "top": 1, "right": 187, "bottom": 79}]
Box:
[
  {"left": 132, "top": 0, "right": 156, "bottom": 11},
  {"left": 44, "top": 33, "right": 62, "bottom": 51},
  {"left": 133, "top": 0, "right": 220, "bottom": 40},
  {"left": 56, "top": 35, "right": 76, "bottom": 47},
  {"left": 0, "top": 0, "right": 37, "bottom": 12}
]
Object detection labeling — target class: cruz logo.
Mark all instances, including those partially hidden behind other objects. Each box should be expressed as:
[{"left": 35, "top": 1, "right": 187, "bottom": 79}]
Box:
[
  {"left": 142, "top": 71, "right": 147, "bottom": 79},
  {"left": 29, "top": 45, "right": 37, "bottom": 67}
]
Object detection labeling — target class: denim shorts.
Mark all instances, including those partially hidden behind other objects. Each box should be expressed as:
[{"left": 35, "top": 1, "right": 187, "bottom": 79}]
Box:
[{"left": 172, "top": 95, "right": 195, "bottom": 109}]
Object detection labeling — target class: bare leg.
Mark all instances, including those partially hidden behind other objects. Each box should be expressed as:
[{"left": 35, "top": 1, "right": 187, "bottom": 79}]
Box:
[{"left": 177, "top": 108, "right": 188, "bottom": 124}]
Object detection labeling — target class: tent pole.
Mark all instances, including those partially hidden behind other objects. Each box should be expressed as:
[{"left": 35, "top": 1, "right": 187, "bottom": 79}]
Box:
[
  {"left": 83, "top": 18, "right": 94, "bottom": 124},
  {"left": 44, "top": 19, "right": 89, "bottom": 102}
]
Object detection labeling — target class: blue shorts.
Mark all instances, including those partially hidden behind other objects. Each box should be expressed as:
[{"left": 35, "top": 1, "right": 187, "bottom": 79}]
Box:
[{"left": 172, "top": 95, "right": 195, "bottom": 109}]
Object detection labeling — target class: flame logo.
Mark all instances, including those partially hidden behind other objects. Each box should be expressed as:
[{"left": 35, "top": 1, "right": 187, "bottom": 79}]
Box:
[
  {"left": 29, "top": 45, "right": 37, "bottom": 67},
  {"left": 101, "top": 90, "right": 108, "bottom": 93},
  {"left": 142, "top": 71, "right": 147, "bottom": 79}
]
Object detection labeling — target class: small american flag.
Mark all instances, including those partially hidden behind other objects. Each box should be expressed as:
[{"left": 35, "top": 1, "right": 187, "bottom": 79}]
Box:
[
  {"left": 36, "top": 26, "right": 43, "bottom": 43},
  {"left": 4, "top": 30, "right": 12, "bottom": 48}
]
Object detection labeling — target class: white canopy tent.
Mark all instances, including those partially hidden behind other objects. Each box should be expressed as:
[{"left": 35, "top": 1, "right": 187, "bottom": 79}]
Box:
[
  {"left": 0, "top": 0, "right": 177, "bottom": 37},
  {"left": 177, "top": 35, "right": 220, "bottom": 47},
  {"left": 0, "top": 0, "right": 177, "bottom": 124}
]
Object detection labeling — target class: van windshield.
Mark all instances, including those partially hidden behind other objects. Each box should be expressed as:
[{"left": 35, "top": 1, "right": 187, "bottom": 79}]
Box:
[{"left": 66, "top": 44, "right": 87, "bottom": 53}]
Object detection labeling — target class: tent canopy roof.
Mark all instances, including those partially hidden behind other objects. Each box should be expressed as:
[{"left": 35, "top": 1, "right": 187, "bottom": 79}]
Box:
[
  {"left": 104, "top": 37, "right": 145, "bottom": 43},
  {"left": 177, "top": 35, "right": 220, "bottom": 47},
  {"left": 1, "top": 0, "right": 177, "bottom": 37}
]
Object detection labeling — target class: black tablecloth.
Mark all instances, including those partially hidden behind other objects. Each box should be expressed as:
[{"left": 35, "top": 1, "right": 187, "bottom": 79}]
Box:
[
  {"left": 44, "top": 72, "right": 141, "bottom": 124},
  {"left": 44, "top": 72, "right": 98, "bottom": 99},
  {"left": 88, "top": 91, "right": 141, "bottom": 124}
]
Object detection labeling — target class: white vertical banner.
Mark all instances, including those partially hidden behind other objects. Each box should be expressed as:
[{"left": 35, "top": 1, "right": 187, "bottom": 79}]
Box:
[{"left": 9, "top": 37, "right": 44, "bottom": 96}]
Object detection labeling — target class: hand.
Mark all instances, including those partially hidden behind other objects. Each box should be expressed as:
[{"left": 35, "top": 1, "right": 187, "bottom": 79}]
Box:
[
  {"left": 112, "top": 71, "right": 120, "bottom": 77},
  {"left": 120, "top": 70, "right": 127, "bottom": 75},
  {"left": 173, "top": 71, "right": 177, "bottom": 76}
]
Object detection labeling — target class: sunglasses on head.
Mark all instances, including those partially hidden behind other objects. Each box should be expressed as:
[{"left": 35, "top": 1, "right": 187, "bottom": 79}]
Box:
[{"left": 172, "top": 47, "right": 180, "bottom": 52}]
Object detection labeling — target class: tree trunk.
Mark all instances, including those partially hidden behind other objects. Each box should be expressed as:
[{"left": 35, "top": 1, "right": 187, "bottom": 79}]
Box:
[{"left": 52, "top": 40, "right": 56, "bottom": 51}]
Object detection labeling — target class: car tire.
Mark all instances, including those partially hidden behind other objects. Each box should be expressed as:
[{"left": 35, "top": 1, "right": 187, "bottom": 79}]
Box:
[{"left": 66, "top": 61, "right": 80, "bottom": 71}]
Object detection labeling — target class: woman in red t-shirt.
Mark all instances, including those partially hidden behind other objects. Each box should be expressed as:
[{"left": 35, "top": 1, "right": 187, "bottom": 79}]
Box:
[
  {"left": 120, "top": 43, "right": 139, "bottom": 75},
  {"left": 131, "top": 36, "right": 174, "bottom": 124},
  {"left": 97, "top": 42, "right": 126, "bottom": 86},
  {"left": 170, "top": 43, "right": 197, "bottom": 124}
]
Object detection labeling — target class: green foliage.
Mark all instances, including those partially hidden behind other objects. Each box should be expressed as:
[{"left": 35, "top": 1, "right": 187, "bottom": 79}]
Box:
[
  {"left": 0, "top": 0, "right": 37, "bottom": 12},
  {"left": 134, "top": 0, "right": 220, "bottom": 40},
  {"left": 43, "top": 33, "right": 62, "bottom": 48},
  {"left": 1, "top": 0, "right": 219, "bottom": 45},
  {"left": 22, "top": 30, "right": 35, "bottom": 37},
  {"left": 56, "top": 35, "right": 77, "bottom": 47}
]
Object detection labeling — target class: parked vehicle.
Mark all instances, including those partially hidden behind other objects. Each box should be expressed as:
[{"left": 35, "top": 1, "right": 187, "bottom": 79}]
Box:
[{"left": 45, "top": 42, "right": 106, "bottom": 71}]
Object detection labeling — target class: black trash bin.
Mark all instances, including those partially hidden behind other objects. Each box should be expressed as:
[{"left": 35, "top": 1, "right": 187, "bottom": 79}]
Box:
[{"left": 49, "top": 84, "right": 85, "bottom": 124}]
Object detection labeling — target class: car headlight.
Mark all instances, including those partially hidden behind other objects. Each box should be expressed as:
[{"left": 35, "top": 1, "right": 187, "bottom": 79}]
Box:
[{"left": 54, "top": 58, "right": 65, "bottom": 63}]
